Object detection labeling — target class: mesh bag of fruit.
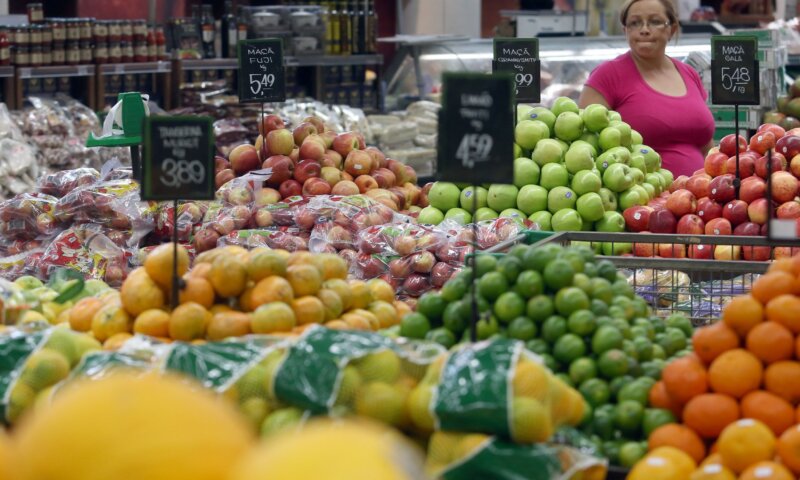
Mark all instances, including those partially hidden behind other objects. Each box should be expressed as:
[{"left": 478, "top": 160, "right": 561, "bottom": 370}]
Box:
[
  {"left": 426, "top": 431, "right": 608, "bottom": 480},
  {"left": 407, "top": 338, "right": 586, "bottom": 443}
]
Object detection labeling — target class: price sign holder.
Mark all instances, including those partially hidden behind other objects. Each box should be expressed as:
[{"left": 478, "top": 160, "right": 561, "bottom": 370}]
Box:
[
  {"left": 711, "top": 35, "right": 759, "bottom": 197},
  {"left": 142, "top": 115, "right": 214, "bottom": 308},
  {"left": 238, "top": 38, "right": 286, "bottom": 130},
  {"left": 438, "top": 72, "right": 515, "bottom": 341},
  {"left": 492, "top": 37, "right": 540, "bottom": 104},
  {"left": 86, "top": 91, "right": 148, "bottom": 181}
]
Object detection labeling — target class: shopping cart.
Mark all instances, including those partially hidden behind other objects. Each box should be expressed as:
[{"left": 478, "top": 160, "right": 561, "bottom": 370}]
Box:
[{"left": 485, "top": 231, "right": 775, "bottom": 326}]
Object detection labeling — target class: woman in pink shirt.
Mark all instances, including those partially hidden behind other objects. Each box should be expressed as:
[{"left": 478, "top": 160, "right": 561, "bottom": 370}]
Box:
[{"left": 578, "top": 0, "right": 715, "bottom": 178}]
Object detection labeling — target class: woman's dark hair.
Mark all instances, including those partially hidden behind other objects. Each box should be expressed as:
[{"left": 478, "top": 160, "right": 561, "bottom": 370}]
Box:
[{"left": 619, "top": 0, "right": 679, "bottom": 27}]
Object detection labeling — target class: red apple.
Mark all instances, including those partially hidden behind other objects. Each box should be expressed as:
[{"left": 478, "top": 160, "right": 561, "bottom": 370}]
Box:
[
  {"left": 648, "top": 209, "right": 677, "bottom": 233},
  {"left": 354, "top": 175, "right": 379, "bottom": 193},
  {"left": 676, "top": 214, "right": 705, "bottom": 234},
  {"left": 669, "top": 175, "right": 690, "bottom": 193},
  {"left": 770, "top": 171, "right": 799, "bottom": 203},
  {"left": 302, "top": 177, "right": 332, "bottom": 196},
  {"left": 761, "top": 223, "right": 769, "bottom": 236},
  {"left": 298, "top": 136, "right": 326, "bottom": 161},
  {"left": 743, "top": 245, "right": 771, "bottom": 261},
  {"left": 258, "top": 114, "right": 285, "bottom": 136},
  {"left": 279, "top": 179, "right": 302, "bottom": 198},
  {"left": 254, "top": 134, "right": 267, "bottom": 160},
  {"left": 344, "top": 150, "right": 373, "bottom": 177},
  {"left": 757, "top": 122, "right": 786, "bottom": 140},
  {"left": 289, "top": 147, "right": 299, "bottom": 165},
  {"left": 719, "top": 133, "right": 748, "bottom": 157},
  {"left": 666, "top": 189, "right": 697, "bottom": 217},
  {"left": 320, "top": 166, "right": 342, "bottom": 186},
  {"left": 633, "top": 238, "right": 656, "bottom": 257},
  {"left": 215, "top": 156, "right": 231, "bottom": 172},
  {"left": 747, "top": 198, "right": 768, "bottom": 224},
  {"left": 688, "top": 244, "right": 713, "bottom": 259},
  {"left": 648, "top": 196, "right": 668, "bottom": 211},
  {"left": 623, "top": 206, "right": 654, "bottom": 232},
  {"left": 733, "top": 221, "right": 761, "bottom": 236},
  {"left": 302, "top": 116, "right": 325, "bottom": 134},
  {"left": 319, "top": 130, "right": 336, "bottom": 149},
  {"left": 387, "top": 159, "right": 411, "bottom": 186},
  {"left": 705, "top": 217, "right": 732, "bottom": 235},
  {"left": 696, "top": 197, "right": 723, "bottom": 223},
  {"left": 704, "top": 152, "right": 729, "bottom": 177},
  {"left": 372, "top": 168, "right": 397, "bottom": 189},
  {"left": 723, "top": 199, "right": 749, "bottom": 227},
  {"left": 404, "top": 166, "right": 418, "bottom": 185},
  {"left": 365, "top": 146, "right": 387, "bottom": 170},
  {"left": 332, "top": 132, "right": 360, "bottom": 157},
  {"left": 739, "top": 176, "right": 766, "bottom": 204},
  {"left": 331, "top": 180, "right": 360, "bottom": 196},
  {"left": 749, "top": 130, "right": 776, "bottom": 155},
  {"left": 265, "top": 128, "right": 294, "bottom": 156},
  {"left": 775, "top": 246, "right": 800, "bottom": 259},
  {"left": 294, "top": 159, "right": 322, "bottom": 184},
  {"left": 755, "top": 152, "right": 787, "bottom": 179},
  {"left": 341, "top": 171, "right": 354, "bottom": 182},
  {"left": 658, "top": 243, "right": 686, "bottom": 258},
  {"left": 776, "top": 131, "right": 800, "bottom": 158},
  {"left": 686, "top": 173, "right": 712, "bottom": 199},
  {"left": 293, "top": 122, "right": 318, "bottom": 146},
  {"left": 777, "top": 200, "right": 800, "bottom": 219},
  {"left": 215, "top": 169, "right": 235, "bottom": 189},
  {"left": 708, "top": 174, "right": 736, "bottom": 203},
  {"left": 356, "top": 133, "right": 367, "bottom": 150},
  {"left": 714, "top": 244, "right": 742, "bottom": 260},
  {"left": 725, "top": 154, "right": 756, "bottom": 179},
  {"left": 228, "top": 144, "right": 261, "bottom": 175},
  {"left": 262, "top": 155, "right": 294, "bottom": 186}
]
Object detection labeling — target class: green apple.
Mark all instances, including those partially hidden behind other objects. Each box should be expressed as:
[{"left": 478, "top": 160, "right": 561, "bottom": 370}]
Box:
[
  {"left": 459, "top": 186, "right": 488, "bottom": 212},
  {"left": 609, "top": 120, "right": 632, "bottom": 147},
  {"left": 516, "top": 104, "right": 534, "bottom": 123},
  {"left": 582, "top": 104, "right": 609, "bottom": 133},
  {"left": 531, "top": 139, "right": 564, "bottom": 166},
  {"left": 598, "top": 188, "right": 618, "bottom": 212},
  {"left": 608, "top": 111, "right": 622, "bottom": 122},
  {"left": 500, "top": 208, "right": 526, "bottom": 220},
  {"left": 601, "top": 241, "right": 632, "bottom": 255},
  {"left": 555, "top": 139, "right": 569, "bottom": 154},
  {"left": 516, "top": 184, "right": 548, "bottom": 215},
  {"left": 595, "top": 211, "right": 626, "bottom": 232},
  {"left": 514, "top": 120, "right": 550, "bottom": 150},
  {"left": 605, "top": 146, "right": 632, "bottom": 164},
  {"left": 569, "top": 140, "right": 598, "bottom": 157},
  {"left": 565, "top": 144, "right": 595, "bottom": 174},
  {"left": 657, "top": 168, "right": 674, "bottom": 189},
  {"left": 551, "top": 96, "right": 580, "bottom": 117},
  {"left": 630, "top": 154, "right": 647, "bottom": 174},
  {"left": 540, "top": 163, "right": 569, "bottom": 190},
  {"left": 528, "top": 210, "right": 552, "bottom": 231},
  {"left": 631, "top": 130, "right": 643, "bottom": 145},
  {"left": 641, "top": 182, "right": 655, "bottom": 199},
  {"left": 514, "top": 143, "right": 523, "bottom": 159},
  {"left": 547, "top": 186, "right": 577, "bottom": 213},
  {"left": 428, "top": 182, "right": 461, "bottom": 211},
  {"left": 630, "top": 185, "right": 649, "bottom": 202},
  {"left": 618, "top": 187, "right": 646, "bottom": 210},
  {"left": 598, "top": 127, "right": 622, "bottom": 152},
  {"left": 595, "top": 150, "right": 623, "bottom": 175},
  {"left": 513, "top": 157, "right": 540, "bottom": 188},
  {"left": 418, "top": 206, "right": 445, "bottom": 225},
  {"left": 630, "top": 167, "right": 645, "bottom": 185},
  {"left": 528, "top": 106, "right": 556, "bottom": 132},
  {"left": 444, "top": 208, "right": 472, "bottom": 225},
  {"left": 551, "top": 208, "right": 583, "bottom": 231},
  {"left": 645, "top": 173, "right": 664, "bottom": 195},
  {"left": 487, "top": 184, "right": 519, "bottom": 212},
  {"left": 602, "top": 163, "right": 634, "bottom": 193},
  {"left": 474, "top": 207, "right": 499, "bottom": 222},
  {"left": 576, "top": 192, "right": 605, "bottom": 222},
  {"left": 554, "top": 112, "right": 584, "bottom": 142},
  {"left": 571, "top": 170, "right": 602, "bottom": 195},
  {"left": 580, "top": 132, "right": 600, "bottom": 152},
  {"left": 581, "top": 219, "right": 594, "bottom": 231},
  {"left": 632, "top": 145, "right": 661, "bottom": 173}
]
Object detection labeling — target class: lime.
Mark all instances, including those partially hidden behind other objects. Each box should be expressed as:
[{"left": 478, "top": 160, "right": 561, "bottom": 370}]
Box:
[
  {"left": 493, "top": 292, "right": 526, "bottom": 323},
  {"left": 541, "top": 315, "right": 568, "bottom": 343},
  {"left": 526, "top": 295, "right": 554, "bottom": 322},
  {"left": 553, "top": 333, "right": 586, "bottom": 364},
  {"left": 642, "top": 408, "right": 676, "bottom": 437},
  {"left": 589, "top": 299, "right": 609, "bottom": 317},
  {"left": 632, "top": 297, "right": 650, "bottom": 318},
  {"left": 597, "top": 349, "right": 629, "bottom": 379},
  {"left": 632, "top": 336, "right": 653, "bottom": 361},
  {"left": 522, "top": 244, "right": 563, "bottom": 272},
  {"left": 590, "top": 277, "right": 614, "bottom": 303},
  {"left": 592, "top": 405, "right": 615, "bottom": 440},
  {"left": 595, "top": 316, "right": 613, "bottom": 328},
  {"left": 555, "top": 287, "right": 590, "bottom": 318},
  {"left": 543, "top": 259, "right": 575, "bottom": 291},
  {"left": 608, "top": 305, "right": 625, "bottom": 320},
  {"left": 442, "top": 301, "right": 467, "bottom": 334},
  {"left": 591, "top": 325, "right": 624, "bottom": 354},
  {"left": 426, "top": 327, "right": 456, "bottom": 348},
  {"left": 473, "top": 254, "right": 498, "bottom": 278},
  {"left": 400, "top": 312, "right": 431, "bottom": 339},
  {"left": 611, "top": 280, "right": 634, "bottom": 299},
  {"left": 507, "top": 316, "right": 537, "bottom": 341},
  {"left": 496, "top": 255, "right": 522, "bottom": 283},
  {"left": 509, "top": 244, "right": 529, "bottom": 260},
  {"left": 525, "top": 339, "right": 549, "bottom": 355},
  {"left": 609, "top": 375, "right": 634, "bottom": 398},
  {"left": 622, "top": 339, "right": 639, "bottom": 361},
  {"left": 658, "top": 327, "right": 687, "bottom": 356},
  {"left": 440, "top": 277, "right": 468, "bottom": 302},
  {"left": 416, "top": 292, "right": 447, "bottom": 323},
  {"left": 613, "top": 400, "right": 644, "bottom": 434},
  {"left": 612, "top": 296, "right": 636, "bottom": 320},
  {"left": 596, "top": 260, "right": 617, "bottom": 282},
  {"left": 477, "top": 272, "right": 509, "bottom": 301},
  {"left": 569, "top": 357, "right": 597, "bottom": 385},
  {"left": 567, "top": 309, "right": 596, "bottom": 336},
  {"left": 602, "top": 440, "right": 623, "bottom": 465},
  {"left": 618, "top": 441, "right": 648, "bottom": 468},
  {"left": 630, "top": 325, "right": 654, "bottom": 342},
  {"left": 665, "top": 314, "right": 693, "bottom": 338},
  {"left": 617, "top": 380, "right": 650, "bottom": 406},
  {"left": 572, "top": 273, "right": 593, "bottom": 296},
  {"left": 540, "top": 353, "right": 560, "bottom": 372},
  {"left": 628, "top": 357, "right": 642, "bottom": 378},
  {"left": 558, "top": 250, "right": 586, "bottom": 273},
  {"left": 650, "top": 344, "right": 666, "bottom": 360},
  {"left": 611, "top": 318, "right": 632, "bottom": 339},
  {"left": 579, "top": 378, "right": 611, "bottom": 408},
  {"left": 514, "top": 270, "right": 544, "bottom": 298},
  {"left": 650, "top": 316, "right": 666, "bottom": 334},
  {"left": 641, "top": 359, "right": 665, "bottom": 380},
  {"left": 476, "top": 316, "right": 499, "bottom": 340},
  {"left": 452, "top": 267, "right": 473, "bottom": 284},
  {"left": 583, "top": 262, "right": 598, "bottom": 278}
]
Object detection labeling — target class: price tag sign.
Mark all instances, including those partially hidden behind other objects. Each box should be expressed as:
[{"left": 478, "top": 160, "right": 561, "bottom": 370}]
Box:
[
  {"left": 711, "top": 36, "right": 759, "bottom": 106},
  {"left": 438, "top": 72, "right": 515, "bottom": 184},
  {"left": 141, "top": 116, "right": 214, "bottom": 201},
  {"left": 237, "top": 38, "right": 286, "bottom": 104},
  {"left": 492, "top": 37, "right": 540, "bottom": 103}
]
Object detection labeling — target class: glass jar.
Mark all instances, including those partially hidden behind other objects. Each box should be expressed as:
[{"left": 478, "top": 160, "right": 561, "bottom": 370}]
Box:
[
  {"left": 29, "top": 25, "right": 41, "bottom": 45},
  {"left": 41, "top": 24, "right": 52, "bottom": 44},
  {"left": 94, "top": 42, "right": 107, "bottom": 64},
  {"left": 108, "top": 20, "right": 121, "bottom": 43},
  {"left": 93, "top": 20, "right": 107, "bottom": 42},
  {"left": 41, "top": 44, "right": 50, "bottom": 65},
  {"left": 65, "top": 41, "right": 79, "bottom": 65},
  {"left": 0, "top": 29, "right": 9, "bottom": 66},
  {"left": 15, "top": 46, "right": 29, "bottom": 66},
  {"left": 120, "top": 41, "right": 133, "bottom": 63},
  {"left": 133, "top": 20, "right": 147, "bottom": 42},
  {"left": 134, "top": 42, "right": 147, "bottom": 62},
  {"left": 27, "top": 3, "right": 44, "bottom": 24},
  {"left": 51, "top": 43, "right": 64, "bottom": 64},
  {"left": 155, "top": 26, "right": 167, "bottom": 60},
  {"left": 109, "top": 42, "right": 121, "bottom": 63},
  {"left": 29, "top": 44, "right": 42, "bottom": 66},
  {"left": 14, "top": 26, "right": 29, "bottom": 47},
  {"left": 50, "top": 19, "right": 65, "bottom": 42},
  {"left": 146, "top": 27, "right": 157, "bottom": 61},
  {"left": 80, "top": 19, "right": 92, "bottom": 41},
  {"left": 66, "top": 19, "right": 80, "bottom": 41},
  {"left": 79, "top": 41, "right": 91, "bottom": 63},
  {"left": 120, "top": 21, "right": 133, "bottom": 42}
]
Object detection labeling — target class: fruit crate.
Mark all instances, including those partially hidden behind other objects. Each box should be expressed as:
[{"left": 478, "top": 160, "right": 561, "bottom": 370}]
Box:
[{"left": 485, "top": 231, "right": 773, "bottom": 326}]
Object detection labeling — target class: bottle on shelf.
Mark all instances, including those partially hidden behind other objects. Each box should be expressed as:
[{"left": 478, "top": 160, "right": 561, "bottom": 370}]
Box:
[
  {"left": 367, "top": 0, "right": 378, "bottom": 54},
  {"left": 339, "top": 0, "right": 351, "bottom": 55},
  {"left": 352, "top": 0, "right": 363, "bottom": 55},
  {"left": 221, "top": 0, "right": 237, "bottom": 58},
  {"left": 236, "top": 5, "right": 248, "bottom": 44},
  {"left": 201, "top": 5, "right": 215, "bottom": 58},
  {"left": 329, "top": 1, "right": 340, "bottom": 55}
]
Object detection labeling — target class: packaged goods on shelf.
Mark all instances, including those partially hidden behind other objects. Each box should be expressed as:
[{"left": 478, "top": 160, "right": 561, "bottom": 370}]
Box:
[{"left": 368, "top": 100, "right": 441, "bottom": 177}]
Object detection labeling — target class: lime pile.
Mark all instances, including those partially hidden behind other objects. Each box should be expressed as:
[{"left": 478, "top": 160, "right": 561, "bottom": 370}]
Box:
[{"left": 400, "top": 243, "right": 695, "bottom": 466}]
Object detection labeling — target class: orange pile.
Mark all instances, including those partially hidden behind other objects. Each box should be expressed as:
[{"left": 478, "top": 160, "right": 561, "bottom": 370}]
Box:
[{"left": 644, "top": 255, "right": 800, "bottom": 477}]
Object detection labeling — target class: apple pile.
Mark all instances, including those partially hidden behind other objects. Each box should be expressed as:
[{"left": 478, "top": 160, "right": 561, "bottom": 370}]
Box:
[
  {"left": 417, "top": 97, "right": 673, "bottom": 252},
  {"left": 764, "top": 76, "right": 800, "bottom": 130},
  {"left": 624, "top": 123, "right": 800, "bottom": 260},
  {"left": 214, "top": 114, "right": 427, "bottom": 214}
]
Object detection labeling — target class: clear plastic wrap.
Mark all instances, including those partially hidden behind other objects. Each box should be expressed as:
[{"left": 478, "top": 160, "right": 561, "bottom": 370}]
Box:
[
  {"left": 216, "top": 228, "right": 310, "bottom": 252},
  {"left": 152, "top": 201, "right": 208, "bottom": 243},
  {"left": 36, "top": 167, "right": 100, "bottom": 198},
  {"left": 0, "top": 192, "right": 62, "bottom": 240}
]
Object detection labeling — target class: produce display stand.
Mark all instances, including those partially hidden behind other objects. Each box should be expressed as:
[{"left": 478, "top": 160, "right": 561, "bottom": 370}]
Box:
[
  {"left": 14, "top": 64, "right": 96, "bottom": 111},
  {"left": 96, "top": 62, "right": 173, "bottom": 110}
]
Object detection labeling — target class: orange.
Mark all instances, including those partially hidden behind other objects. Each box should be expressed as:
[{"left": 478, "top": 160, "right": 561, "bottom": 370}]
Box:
[
  {"left": 246, "top": 248, "right": 287, "bottom": 282},
  {"left": 238, "top": 286, "right": 256, "bottom": 313},
  {"left": 287, "top": 251, "right": 314, "bottom": 267},
  {"left": 291, "top": 296, "right": 325, "bottom": 325},
  {"left": 717, "top": 419, "right": 776, "bottom": 474},
  {"left": 322, "top": 279, "right": 353, "bottom": 311},
  {"left": 739, "top": 461, "right": 794, "bottom": 480},
  {"left": 689, "top": 462, "right": 736, "bottom": 480},
  {"left": 649, "top": 380, "right": 683, "bottom": 418},
  {"left": 777, "top": 425, "right": 800, "bottom": 475},
  {"left": 752, "top": 271, "right": 796, "bottom": 305},
  {"left": 311, "top": 253, "right": 348, "bottom": 280},
  {"left": 767, "top": 258, "right": 795, "bottom": 274},
  {"left": 206, "top": 312, "right": 251, "bottom": 341},
  {"left": 367, "top": 301, "right": 398, "bottom": 329},
  {"left": 367, "top": 279, "right": 395, "bottom": 304},
  {"left": 178, "top": 277, "right": 215, "bottom": 309},
  {"left": 764, "top": 361, "right": 800, "bottom": 404},
  {"left": 285, "top": 265, "right": 322, "bottom": 297},
  {"left": 682, "top": 393, "right": 740, "bottom": 439},
  {"left": 168, "top": 302, "right": 210, "bottom": 341},
  {"left": 208, "top": 253, "right": 248, "bottom": 298},
  {"left": 662, "top": 356, "right": 708, "bottom": 405},
  {"left": 765, "top": 294, "right": 800, "bottom": 334},
  {"left": 797, "top": 404, "right": 800, "bottom": 424},
  {"left": 628, "top": 452, "right": 690, "bottom": 480},
  {"left": 102, "top": 332, "right": 133, "bottom": 350},
  {"left": 347, "top": 280, "right": 373, "bottom": 310},
  {"left": 341, "top": 313, "right": 372, "bottom": 330},
  {"left": 188, "top": 262, "right": 211, "bottom": 279},
  {"left": 250, "top": 276, "right": 294, "bottom": 307},
  {"left": 721, "top": 295, "right": 763, "bottom": 338},
  {"left": 648, "top": 446, "right": 697, "bottom": 475},
  {"left": 692, "top": 322, "right": 739, "bottom": 366},
  {"left": 68, "top": 297, "right": 103, "bottom": 332},
  {"left": 133, "top": 309, "right": 170, "bottom": 338},
  {"left": 324, "top": 320, "right": 350, "bottom": 330},
  {"left": 702, "top": 453, "right": 722, "bottom": 466},
  {"left": 740, "top": 390, "right": 795, "bottom": 436},
  {"left": 91, "top": 304, "right": 132, "bottom": 342},
  {"left": 796, "top": 335, "right": 800, "bottom": 360},
  {"left": 317, "top": 289, "right": 344, "bottom": 321},
  {"left": 648, "top": 423, "right": 706, "bottom": 464},
  {"left": 144, "top": 242, "right": 190, "bottom": 291},
  {"left": 745, "top": 321, "right": 794, "bottom": 364},
  {"left": 120, "top": 268, "right": 166, "bottom": 317},
  {"left": 708, "top": 349, "right": 762, "bottom": 399}
]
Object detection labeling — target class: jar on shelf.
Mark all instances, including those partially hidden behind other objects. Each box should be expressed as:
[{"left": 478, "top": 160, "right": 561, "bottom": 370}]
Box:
[
  {"left": 134, "top": 42, "right": 147, "bottom": 62},
  {"left": 41, "top": 23, "right": 52, "bottom": 45},
  {"left": 93, "top": 20, "right": 107, "bottom": 43},
  {"left": 66, "top": 19, "right": 80, "bottom": 41},
  {"left": 51, "top": 43, "right": 64, "bottom": 64},
  {"left": 79, "top": 41, "right": 92, "bottom": 63},
  {"left": 30, "top": 44, "right": 42, "bottom": 66},
  {"left": 79, "top": 19, "right": 92, "bottom": 41},
  {"left": 146, "top": 26, "right": 156, "bottom": 61},
  {"left": 41, "top": 44, "right": 51, "bottom": 65},
  {"left": 120, "top": 21, "right": 133, "bottom": 43},
  {"left": 108, "top": 21, "right": 121, "bottom": 43},
  {"left": 155, "top": 26, "right": 167, "bottom": 60},
  {"left": 29, "top": 25, "right": 42, "bottom": 45},
  {"left": 121, "top": 41, "right": 133, "bottom": 63},
  {"left": 50, "top": 19, "right": 65, "bottom": 42},
  {"left": 27, "top": 3, "right": 44, "bottom": 24},
  {"left": 15, "top": 46, "right": 29, "bottom": 66},
  {"left": 133, "top": 20, "right": 147, "bottom": 42},
  {"left": 14, "top": 26, "right": 30, "bottom": 47},
  {"left": 65, "top": 41, "right": 80, "bottom": 65},
  {"left": 109, "top": 41, "right": 121, "bottom": 63},
  {"left": 94, "top": 42, "right": 107, "bottom": 64},
  {"left": 0, "top": 29, "right": 10, "bottom": 66}
]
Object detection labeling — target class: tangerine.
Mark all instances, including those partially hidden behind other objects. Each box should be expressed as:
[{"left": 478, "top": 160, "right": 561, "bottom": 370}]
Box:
[
  {"left": 739, "top": 461, "right": 793, "bottom": 480},
  {"left": 721, "top": 295, "right": 763, "bottom": 338},
  {"left": 745, "top": 321, "right": 794, "bottom": 364},
  {"left": 648, "top": 423, "right": 706, "bottom": 464},
  {"left": 291, "top": 296, "right": 325, "bottom": 325},
  {"left": 765, "top": 294, "right": 800, "bottom": 334},
  {"left": 179, "top": 277, "right": 215, "bottom": 309},
  {"left": 777, "top": 425, "right": 800, "bottom": 475},
  {"left": 250, "top": 276, "right": 294, "bottom": 307},
  {"left": 692, "top": 322, "right": 739, "bottom": 366},
  {"left": 717, "top": 419, "right": 776, "bottom": 474},
  {"left": 708, "top": 349, "right": 762, "bottom": 399},
  {"left": 662, "top": 356, "right": 708, "bottom": 405},
  {"left": 144, "top": 243, "right": 190, "bottom": 291},
  {"left": 68, "top": 297, "right": 103, "bottom": 332},
  {"left": 752, "top": 271, "right": 796, "bottom": 305},
  {"left": 764, "top": 361, "right": 800, "bottom": 404},
  {"left": 168, "top": 302, "right": 210, "bottom": 341},
  {"left": 648, "top": 380, "right": 683, "bottom": 418},
  {"left": 682, "top": 393, "right": 740, "bottom": 439},
  {"left": 207, "top": 312, "right": 251, "bottom": 341},
  {"left": 91, "top": 304, "right": 131, "bottom": 342},
  {"left": 740, "top": 390, "right": 795, "bottom": 436},
  {"left": 120, "top": 268, "right": 165, "bottom": 317},
  {"left": 208, "top": 254, "right": 248, "bottom": 298},
  {"left": 133, "top": 309, "right": 170, "bottom": 337}
]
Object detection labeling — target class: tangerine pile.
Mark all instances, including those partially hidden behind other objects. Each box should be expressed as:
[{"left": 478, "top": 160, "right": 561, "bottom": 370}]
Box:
[
  {"left": 640, "top": 255, "right": 800, "bottom": 477},
  {"left": 64, "top": 243, "right": 409, "bottom": 347}
]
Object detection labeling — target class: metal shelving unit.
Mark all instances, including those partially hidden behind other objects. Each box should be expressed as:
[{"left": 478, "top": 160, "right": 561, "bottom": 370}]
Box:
[
  {"left": 15, "top": 65, "right": 96, "bottom": 109},
  {"left": 96, "top": 62, "right": 172, "bottom": 109}
]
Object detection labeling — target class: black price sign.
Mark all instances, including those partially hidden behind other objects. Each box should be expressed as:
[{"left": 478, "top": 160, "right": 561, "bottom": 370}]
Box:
[
  {"left": 142, "top": 116, "right": 214, "bottom": 201},
  {"left": 711, "top": 36, "right": 759, "bottom": 106},
  {"left": 492, "top": 37, "right": 540, "bottom": 103},
  {"left": 238, "top": 38, "right": 286, "bottom": 104},
  {"left": 438, "top": 72, "right": 515, "bottom": 184}
]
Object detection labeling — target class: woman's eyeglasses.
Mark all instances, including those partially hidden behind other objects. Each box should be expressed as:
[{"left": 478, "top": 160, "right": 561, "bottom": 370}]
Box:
[{"left": 625, "top": 19, "right": 671, "bottom": 30}]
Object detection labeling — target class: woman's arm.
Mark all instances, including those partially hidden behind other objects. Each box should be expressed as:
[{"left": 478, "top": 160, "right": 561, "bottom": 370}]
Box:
[{"left": 578, "top": 86, "right": 610, "bottom": 109}]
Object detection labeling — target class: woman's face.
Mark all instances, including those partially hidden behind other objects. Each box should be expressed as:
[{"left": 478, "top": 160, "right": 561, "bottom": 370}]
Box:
[{"left": 624, "top": 0, "right": 677, "bottom": 59}]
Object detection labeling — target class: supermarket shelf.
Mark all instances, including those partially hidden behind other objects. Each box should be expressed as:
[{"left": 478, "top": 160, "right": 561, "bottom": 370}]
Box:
[
  {"left": 181, "top": 58, "right": 238, "bottom": 71},
  {"left": 180, "top": 54, "right": 383, "bottom": 71},
  {"left": 99, "top": 62, "right": 171, "bottom": 75},
  {"left": 0, "top": 66, "right": 13, "bottom": 78},
  {"left": 18, "top": 65, "right": 95, "bottom": 79}
]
